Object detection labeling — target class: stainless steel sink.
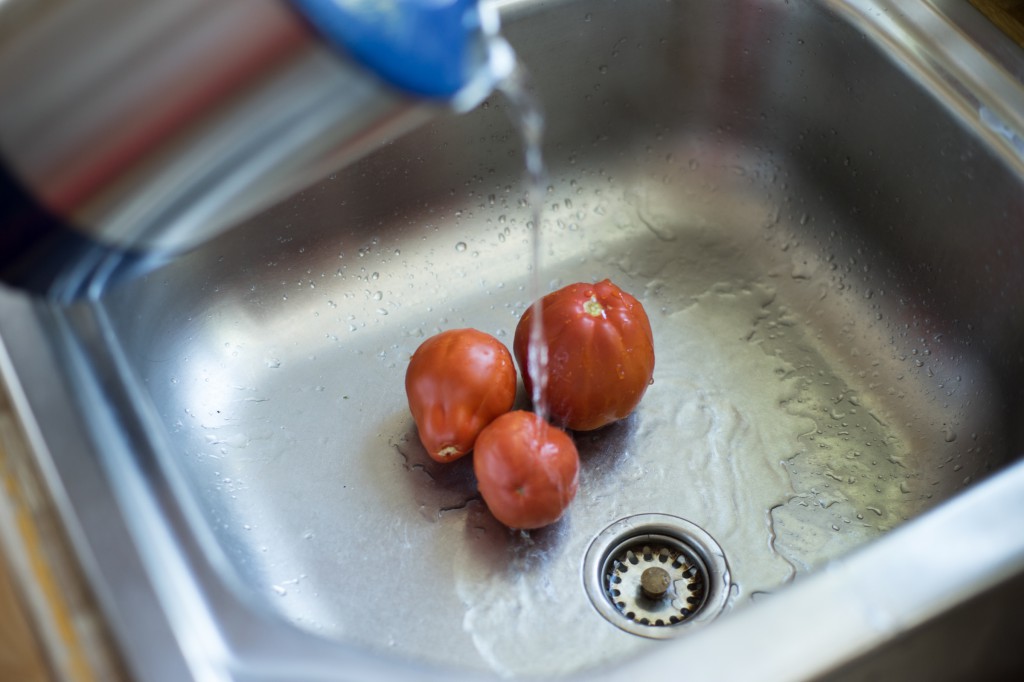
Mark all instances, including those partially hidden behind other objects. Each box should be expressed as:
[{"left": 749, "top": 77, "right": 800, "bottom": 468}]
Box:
[{"left": 2, "top": 0, "right": 1024, "bottom": 680}]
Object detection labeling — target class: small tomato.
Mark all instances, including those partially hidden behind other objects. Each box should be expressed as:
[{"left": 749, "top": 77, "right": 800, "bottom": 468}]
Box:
[
  {"left": 405, "top": 328, "right": 516, "bottom": 463},
  {"left": 514, "top": 279, "right": 655, "bottom": 431},
  {"left": 473, "top": 411, "right": 579, "bottom": 529}
]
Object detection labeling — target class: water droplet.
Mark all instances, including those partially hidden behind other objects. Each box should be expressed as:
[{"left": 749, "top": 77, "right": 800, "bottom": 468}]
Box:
[
  {"left": 266, "top": 358, "right": 281, "bottom": 369},
  {"left": 943, "top": 427, "right": 957, "bottom": 443},
  {"left": 455, "top": 241, "right": 468, "bottom": 252}
]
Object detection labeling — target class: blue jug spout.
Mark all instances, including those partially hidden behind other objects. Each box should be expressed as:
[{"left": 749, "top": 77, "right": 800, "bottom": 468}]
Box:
[{"left": 290, "top": 0, "right": 513, "bottom": 108}]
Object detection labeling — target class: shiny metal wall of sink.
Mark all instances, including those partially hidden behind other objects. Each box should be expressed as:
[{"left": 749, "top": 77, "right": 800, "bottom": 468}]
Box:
[{"left": 3, "top": 0, "right": 1024, "bottom": 680}]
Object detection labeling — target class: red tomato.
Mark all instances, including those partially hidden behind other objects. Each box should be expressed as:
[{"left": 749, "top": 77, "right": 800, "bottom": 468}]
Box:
[
  {"left": 405, "top": 329, "right": 517, "bottom": 463},
  {"left": 473, "top": 411, "right": 579, "bottom": 529},
  {"left": 513, "top": 279, "right": 655, "bottom": 431}
]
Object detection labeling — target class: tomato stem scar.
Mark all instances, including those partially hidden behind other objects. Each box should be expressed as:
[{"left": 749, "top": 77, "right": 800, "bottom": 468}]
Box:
[
  {"left": 438, "top": 445, "right": 461, "bottom": 459},
  {"left": 583, "top": 296, "right": 605, "bottom": 317}
]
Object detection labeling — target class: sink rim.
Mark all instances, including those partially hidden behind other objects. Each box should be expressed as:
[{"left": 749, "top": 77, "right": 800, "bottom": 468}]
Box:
[{"left": 2, "top": 0, "right": 1024, "bottom": 680}]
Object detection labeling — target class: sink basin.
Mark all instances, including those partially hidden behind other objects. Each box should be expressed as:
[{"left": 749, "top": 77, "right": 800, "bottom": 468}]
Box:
[{"left": 3, "top": 0, "right": 1024, "bottom": 679}]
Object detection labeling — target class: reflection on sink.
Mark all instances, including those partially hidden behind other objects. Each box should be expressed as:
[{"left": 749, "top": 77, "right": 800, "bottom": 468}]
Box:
[{"left": 4, "top": 0, "right": 1024, "bottom": 680}]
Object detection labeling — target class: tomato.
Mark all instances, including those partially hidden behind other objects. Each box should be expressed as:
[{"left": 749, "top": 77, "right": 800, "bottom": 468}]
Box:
[
  {"left": 405, "top": 328, "right": 517, "bottom": 463},
  {"left": 473, "top": 411, "right": 579, "bottom": 529},
  {"left": 513, "top": 279, "right": 655, "bottom": 431}
]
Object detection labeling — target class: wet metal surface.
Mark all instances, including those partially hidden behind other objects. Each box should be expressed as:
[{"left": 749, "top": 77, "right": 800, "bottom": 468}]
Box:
[
  {"left": 3, "top": 0, "right": 1024, "bottom": 679},
  {"left": 98, "top": 0, "right": 1019, "bottom": 675}
]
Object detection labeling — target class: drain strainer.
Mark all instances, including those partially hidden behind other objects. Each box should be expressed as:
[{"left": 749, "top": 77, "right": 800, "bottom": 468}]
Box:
[
  {"left": 583, "top": 514, "right": 730, "bottom": 639},
  {"left": 605, "top": 537, "right": 707, "bottom": 626}
]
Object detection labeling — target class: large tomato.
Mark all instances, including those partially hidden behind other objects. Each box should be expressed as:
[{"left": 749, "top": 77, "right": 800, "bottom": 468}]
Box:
[
  {"left": 405, "top": 328, "right": 516, "bottom": 463},
  {"left": 513, "top": 279, "right": 655, "bottom": 431},
  {"left": 473, "top": 411, "right": 579, "bottom": 529}
]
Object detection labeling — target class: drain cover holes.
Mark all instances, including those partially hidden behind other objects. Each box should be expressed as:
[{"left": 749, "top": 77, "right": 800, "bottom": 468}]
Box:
[
  {"left": 605, "top": 538, "right": 707, "bottom": 626},
  {"left": 583, "top": 514, "right": 730, "bottom": 639}
]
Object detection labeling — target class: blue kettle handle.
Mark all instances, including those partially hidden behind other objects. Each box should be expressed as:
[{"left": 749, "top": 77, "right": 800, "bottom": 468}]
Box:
[{"left": 288, "top": 0, "right": 488, "bottom": 99}]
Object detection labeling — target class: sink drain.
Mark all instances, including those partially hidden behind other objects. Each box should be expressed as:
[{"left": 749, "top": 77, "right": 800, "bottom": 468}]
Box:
[{"left": 583, "top": 514, "right": 730, "bottom": 639}]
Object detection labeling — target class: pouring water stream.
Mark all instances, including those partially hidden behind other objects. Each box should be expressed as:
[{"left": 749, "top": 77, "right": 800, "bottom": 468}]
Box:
[{"left": 496, "top": 64, "right": 551, "bottom": 424}]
